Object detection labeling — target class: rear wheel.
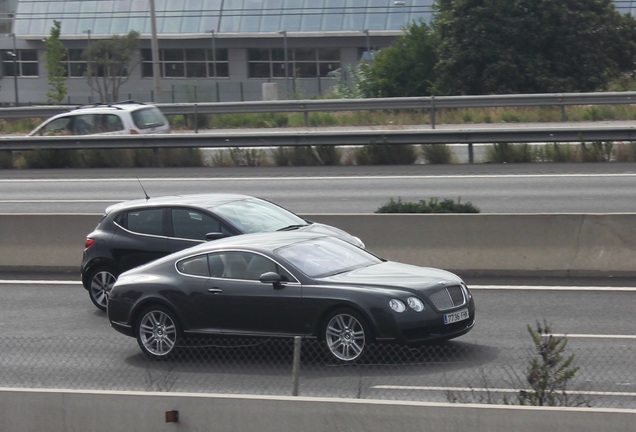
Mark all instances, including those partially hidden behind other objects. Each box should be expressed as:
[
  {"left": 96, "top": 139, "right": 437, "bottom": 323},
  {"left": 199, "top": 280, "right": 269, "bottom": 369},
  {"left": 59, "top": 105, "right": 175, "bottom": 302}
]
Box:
[
  {"left": 88, "top": 267, "right": 118, "bottom": 311},
  {"left": 322, "top": 309, "right": 370, "bottom": 363},
  {"left": 136, "top": 306, "right": 181, "bottom": 359}
]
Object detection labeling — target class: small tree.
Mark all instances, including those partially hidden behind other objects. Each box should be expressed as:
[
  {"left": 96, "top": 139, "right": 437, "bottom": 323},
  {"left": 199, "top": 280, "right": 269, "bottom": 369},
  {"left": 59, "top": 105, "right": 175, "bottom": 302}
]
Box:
[
  {"left": 43, "top": 20, "right": 68, "bottom": 104},
  {"left": 83, "top": 31, "right": 140, "bottom": 103},
  {"left": 516, "top": 320, "right": 583, "bottom": 407}
]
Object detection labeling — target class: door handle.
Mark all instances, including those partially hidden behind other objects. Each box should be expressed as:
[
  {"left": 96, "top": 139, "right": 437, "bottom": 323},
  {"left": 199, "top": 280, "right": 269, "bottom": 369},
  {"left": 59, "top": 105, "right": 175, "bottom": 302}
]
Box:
[{"left": 207, "top": 288, "right": 223, "bottom": 294}]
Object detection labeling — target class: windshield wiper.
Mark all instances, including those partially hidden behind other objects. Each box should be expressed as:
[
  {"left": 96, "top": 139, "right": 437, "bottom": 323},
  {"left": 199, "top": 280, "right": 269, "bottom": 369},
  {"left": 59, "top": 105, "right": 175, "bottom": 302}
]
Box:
[{"left": 277, "top": 224, "right": 310, "bottom": 231}]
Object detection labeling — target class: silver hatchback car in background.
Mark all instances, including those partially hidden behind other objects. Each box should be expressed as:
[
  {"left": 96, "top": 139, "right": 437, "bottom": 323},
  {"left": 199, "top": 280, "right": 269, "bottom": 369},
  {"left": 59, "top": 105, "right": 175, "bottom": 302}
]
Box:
[{"left": 29, "top": 101, "right": 170, "bottom": 136}]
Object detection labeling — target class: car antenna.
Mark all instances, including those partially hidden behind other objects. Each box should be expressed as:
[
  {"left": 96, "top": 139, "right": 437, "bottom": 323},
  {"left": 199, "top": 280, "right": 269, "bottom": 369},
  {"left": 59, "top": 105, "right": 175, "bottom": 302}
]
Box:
[{"left": 136, "top": 177, "right": 150, "bottom": 200}]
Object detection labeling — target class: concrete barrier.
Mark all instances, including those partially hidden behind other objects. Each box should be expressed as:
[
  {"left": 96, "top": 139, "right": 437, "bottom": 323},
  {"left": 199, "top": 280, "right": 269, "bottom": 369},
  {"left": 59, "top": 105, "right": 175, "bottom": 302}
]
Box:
[
  {"left": 1, "top": 388, "right": 634, "bottom": 432},
  {"left": 1, "top": 213, "right": 635, "bottom": 276}
]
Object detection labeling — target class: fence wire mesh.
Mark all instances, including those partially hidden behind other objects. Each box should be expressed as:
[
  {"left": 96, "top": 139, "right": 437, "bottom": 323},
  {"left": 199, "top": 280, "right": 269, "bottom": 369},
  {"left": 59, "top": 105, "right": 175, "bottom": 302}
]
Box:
[{"left": 1, "top": 335, "right": 634, "bottom": 409}]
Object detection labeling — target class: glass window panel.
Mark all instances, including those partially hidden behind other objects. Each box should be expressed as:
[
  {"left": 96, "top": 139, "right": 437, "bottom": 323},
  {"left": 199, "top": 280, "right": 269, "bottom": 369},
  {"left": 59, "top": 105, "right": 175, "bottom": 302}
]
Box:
[
  {"left": 343, "top": 0, "right": 365, "bottom": 31},
  {"left": 241, "top": 0, "right": 263, "bottom": 32},
  {"left": 366, "top": 0, "right": 389, "bottom": 30},
  {"left": 78, "top": 1, "right": 98, "bottom": 35},
  {"left": 165, "top": 63, "right": 185, "bottom": 77},
  {"left": 70, "top": 63, "right": 87, "bottom": 77},
  {"left": 294, "top": 48, "right": 316, "bottom": 61},
  {"left": 271, "top": 48, "right": 286, "bottom": 61},
  {"left": 186, "top": 62, "right": 207, "bottom": 77},
  {"left": 21, "top": 63, "right": 39, "bottom": 77},
  {"left": 295, "top": 63, "right": 317, "bottom": 78},
  {"left": 215, "top": 63, "right": 229, "bottom": 77},
  {"left": 248, "top": 48, "right": 270, "bottom": 61},
  {"left": 163, "top": 49, "right": 184, "bottom": 61},
  {"left": 272, "top": 62, "right": 288, "bottom": 77},
  {"left": 319, "top": 62, "right": 340, "bottom": 77},
  {"left": 141, "top": 49, "right": 153, "bottom": 62},
  {"left": 260, "top": 0, "right": 283, "bottom": 32},
  {"left": 20, "top": 50, "right": 37, "bottom": 61},
  {"left": 186, "top": 49, "right": 206, "bottom": 61},
  {"left": 248, "top": 63, "right": 271, "bottom": 78},
  {"left": 208, "top": 48, "right": 228, "bottom": 62},
  {"left": 318, "top": 48, "right": 339, "bottom": 62},
  {"left": 141, "top": 62, "right": 154, "bottom": 78}
]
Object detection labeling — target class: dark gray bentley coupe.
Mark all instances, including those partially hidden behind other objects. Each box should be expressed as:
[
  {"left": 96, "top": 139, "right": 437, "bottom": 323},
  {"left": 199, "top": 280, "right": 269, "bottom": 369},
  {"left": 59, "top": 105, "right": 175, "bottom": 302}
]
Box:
[{"left": 107, "top": 231, "right": 475, "bottom": 362}]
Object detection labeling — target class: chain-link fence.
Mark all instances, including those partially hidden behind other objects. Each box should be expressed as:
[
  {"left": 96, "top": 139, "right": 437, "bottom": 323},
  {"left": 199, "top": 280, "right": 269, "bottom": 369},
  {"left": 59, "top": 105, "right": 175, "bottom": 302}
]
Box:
[{"left": 1, "top": 335, "right": 634, "bottom": 409}]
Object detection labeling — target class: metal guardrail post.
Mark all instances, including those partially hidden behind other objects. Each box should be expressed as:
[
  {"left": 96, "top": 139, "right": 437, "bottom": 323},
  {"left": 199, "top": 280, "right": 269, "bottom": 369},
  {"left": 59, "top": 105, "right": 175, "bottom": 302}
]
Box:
[
  {"left": 430, "top": 96, "right": 436, "bottom": 129},
  {"left": 291, "top": 336, "right": 302, "bottom": 396},
  {"left": 194, "top": 104, "right": 199, "bottom": 134},
  {"left": 468, "top": 143, "right": 474, "bottom": 164}
]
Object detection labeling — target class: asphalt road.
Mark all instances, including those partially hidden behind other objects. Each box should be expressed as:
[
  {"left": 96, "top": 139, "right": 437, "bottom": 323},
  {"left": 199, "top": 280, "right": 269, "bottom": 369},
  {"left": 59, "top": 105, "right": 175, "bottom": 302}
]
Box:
[
  {"left": 0, "top": 276, "right": 634, "bottom": 407},
  {"left": 1, "top": 162, "right": 636, "bottom": 214}
]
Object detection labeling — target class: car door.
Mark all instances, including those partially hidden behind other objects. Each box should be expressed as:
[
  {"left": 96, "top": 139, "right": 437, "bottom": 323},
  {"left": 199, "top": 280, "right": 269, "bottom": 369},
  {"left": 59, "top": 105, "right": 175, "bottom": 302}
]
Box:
[
  {"left": 110, "top": 207, "right": 170, "bottom": 271},
  {"left": 196, "top": 251, "right": 308, "bottom": 336},
  {"left": 166, "top": 207, "right": 235, "bottom": 253}
]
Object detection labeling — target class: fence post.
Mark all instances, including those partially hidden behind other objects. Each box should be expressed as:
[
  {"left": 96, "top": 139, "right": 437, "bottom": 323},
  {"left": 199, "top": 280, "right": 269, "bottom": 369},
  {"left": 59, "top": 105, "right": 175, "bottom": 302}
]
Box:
[{"left": 291, "top": 336, "right": 302, "bottom": 396}]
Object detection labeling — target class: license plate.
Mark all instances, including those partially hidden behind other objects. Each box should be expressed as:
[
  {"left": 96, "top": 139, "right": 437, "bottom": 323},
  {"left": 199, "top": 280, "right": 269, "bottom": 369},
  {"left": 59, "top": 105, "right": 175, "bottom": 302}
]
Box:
[{"left": 444, "top": 308, "right": 469, "bottom": 325}]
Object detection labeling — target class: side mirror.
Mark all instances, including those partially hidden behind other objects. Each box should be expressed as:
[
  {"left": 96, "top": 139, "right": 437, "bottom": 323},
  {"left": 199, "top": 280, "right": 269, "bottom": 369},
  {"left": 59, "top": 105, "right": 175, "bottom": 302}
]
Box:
[
  {"left": 206, "top": 232, "right": 231, "bottom": 241},
  {"left": 259, "top": 271, "right": 283, "bottom": 286}
]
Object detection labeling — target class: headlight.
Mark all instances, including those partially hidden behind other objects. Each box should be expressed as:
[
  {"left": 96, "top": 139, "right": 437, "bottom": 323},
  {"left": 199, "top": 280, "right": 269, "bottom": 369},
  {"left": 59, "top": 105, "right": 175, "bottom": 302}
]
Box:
[
  {"left": 407, "top": 297, "right": 425, "bottom": 312},
  {"left": 389, "top": 299, "right": 406, "bottom": 313}
]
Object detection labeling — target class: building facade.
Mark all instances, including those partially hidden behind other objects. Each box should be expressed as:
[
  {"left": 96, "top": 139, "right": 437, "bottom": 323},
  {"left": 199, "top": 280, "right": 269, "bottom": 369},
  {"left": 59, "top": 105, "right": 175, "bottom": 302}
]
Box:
[{"left": 0, "top": 1, "right": 634, "bottom": 105}]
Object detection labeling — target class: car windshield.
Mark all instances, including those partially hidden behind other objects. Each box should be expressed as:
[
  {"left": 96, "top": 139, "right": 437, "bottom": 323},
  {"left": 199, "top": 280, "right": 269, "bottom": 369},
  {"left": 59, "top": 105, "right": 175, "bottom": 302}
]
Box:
[
  {"left": 276, "top": 238, "right": 381, "bottom": 278},
  {"left": 131, "top": 107, "right": 167, "bottom": 129},
  {"left": 213, "top": 198, "right": 307, "bottom": 233}
]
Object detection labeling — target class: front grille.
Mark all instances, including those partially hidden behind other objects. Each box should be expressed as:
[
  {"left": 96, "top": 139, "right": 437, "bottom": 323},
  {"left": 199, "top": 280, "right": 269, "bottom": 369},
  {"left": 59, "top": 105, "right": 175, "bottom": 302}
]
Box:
[{"left": 428, "top": 285, "right": 466, "bottom": 311}]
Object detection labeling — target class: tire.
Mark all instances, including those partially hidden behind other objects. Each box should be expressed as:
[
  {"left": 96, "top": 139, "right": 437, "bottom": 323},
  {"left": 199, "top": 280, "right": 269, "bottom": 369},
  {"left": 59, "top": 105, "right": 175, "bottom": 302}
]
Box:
[
  {"left": 135, "top": 306, "right": 181, "bottom": 359},
  {"left": 88, "top": 267, "right": 118, "bottom": 311},
  {"left": 322, "top": 309, "right": 371, "bottom": 363}
]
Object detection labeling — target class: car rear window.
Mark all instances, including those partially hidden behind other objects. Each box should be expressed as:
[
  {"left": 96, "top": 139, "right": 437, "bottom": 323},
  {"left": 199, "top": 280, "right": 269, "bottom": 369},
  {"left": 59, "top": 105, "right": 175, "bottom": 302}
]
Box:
[{"left": 131, "top": 107, "right": 167, "bottom": 130}]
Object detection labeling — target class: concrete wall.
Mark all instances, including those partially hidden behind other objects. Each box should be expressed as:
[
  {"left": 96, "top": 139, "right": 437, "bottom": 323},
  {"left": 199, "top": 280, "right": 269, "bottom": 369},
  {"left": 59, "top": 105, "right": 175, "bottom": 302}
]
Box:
[
  {"left": 1, "top": 388, "right": 634, "bottom": 432},
  {"left": 1, "top": 213, "right": 635, "bottom": 277}
]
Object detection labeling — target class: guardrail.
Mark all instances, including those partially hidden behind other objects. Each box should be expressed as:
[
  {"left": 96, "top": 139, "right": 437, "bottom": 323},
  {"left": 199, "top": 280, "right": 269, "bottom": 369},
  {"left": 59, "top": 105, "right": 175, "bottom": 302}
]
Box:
[
  {"left": 0, "top": 91, "right": 635, "bottom": 128},
  {"left": 1, "top": 124, "right": 635, "bottom": 152}
]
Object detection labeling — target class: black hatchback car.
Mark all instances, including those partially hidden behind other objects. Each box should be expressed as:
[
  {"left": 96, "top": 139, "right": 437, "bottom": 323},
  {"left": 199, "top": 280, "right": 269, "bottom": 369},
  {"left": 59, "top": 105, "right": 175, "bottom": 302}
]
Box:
[{"left": 81, "top": 193, "right": 364, "bottom": 311}]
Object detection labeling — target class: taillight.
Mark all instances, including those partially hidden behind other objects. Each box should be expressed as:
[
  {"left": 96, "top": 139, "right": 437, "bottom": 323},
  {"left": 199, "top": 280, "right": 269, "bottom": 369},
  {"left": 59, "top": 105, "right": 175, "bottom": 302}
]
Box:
[
  {"left": 85, "top": 238, "right": 95, "bottom": 248},
  {"left": 129, "top": 129, "right": 139, "bottom": 134}
]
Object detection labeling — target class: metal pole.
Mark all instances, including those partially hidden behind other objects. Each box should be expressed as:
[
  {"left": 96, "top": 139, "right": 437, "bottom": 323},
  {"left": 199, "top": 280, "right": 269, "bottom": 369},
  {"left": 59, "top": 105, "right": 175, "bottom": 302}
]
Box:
[
  {"left": 149, "top": 0, "right": 161, "bottom": 98},
  {"left": 291, "top": 336, "right": 301, "bottom": 396},
  {"left": 84, "top": 29, "right": 94, "bottom": 103},
  {"left": 10, "top": 33, "right": 19, "bottom": 106},
  {"left": 363, "top": 29, "right": 371, "bottom": 62},
  {"left": 280, "top": 30, "right": 289, "bottom": 98},
  {"left": 209, "top": 30, "right": 219, "bottom": 102}
]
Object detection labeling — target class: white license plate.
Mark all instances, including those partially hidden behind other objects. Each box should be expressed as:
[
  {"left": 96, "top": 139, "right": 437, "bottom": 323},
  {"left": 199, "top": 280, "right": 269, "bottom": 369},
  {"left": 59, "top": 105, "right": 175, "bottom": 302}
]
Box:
[{"left": 443, "top": 308, "right": 469, "bottom": 325}]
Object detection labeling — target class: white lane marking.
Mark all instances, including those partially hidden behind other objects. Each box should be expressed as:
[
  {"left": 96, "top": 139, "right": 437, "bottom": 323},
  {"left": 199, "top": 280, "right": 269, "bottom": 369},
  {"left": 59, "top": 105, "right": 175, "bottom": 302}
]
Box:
[
  {"left": 0, "top": 280, "right": 82, "bottom": 285},
  {"left": 471, "top": 285, "right": 636, "bottom": 292},
  {"left": 550, "top": 334, "right": 636, "bottom": 340},
  {"left": 371, "top": 385, "right": 636, "bottom": 398},
  {"left": 1, "top": 173, "right": 636, "bottom": 182}
]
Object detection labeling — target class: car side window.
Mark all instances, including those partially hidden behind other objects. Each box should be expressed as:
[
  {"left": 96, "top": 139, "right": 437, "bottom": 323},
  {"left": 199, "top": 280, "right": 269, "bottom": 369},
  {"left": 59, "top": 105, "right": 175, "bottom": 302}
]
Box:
[
  {"left": 124, "top": 208, "right": 164, "bottom": 236},
  {"left": 170, "top": 209, "right": 229, "bottom": 241},
  {"left": 99, "top": 114, "right": 124, "bottom": 132},
  {"left": 177, "top": 255, "right": 210, "bottom": 277},
  {"left": 212, "top": 251, "right": 293, "bottom": 282},
  {"left": 71, "top": 114, "right": 97, "bottom": 135},
  {"left": 38, "top": 117, "right": 72, "bottom": 136}
]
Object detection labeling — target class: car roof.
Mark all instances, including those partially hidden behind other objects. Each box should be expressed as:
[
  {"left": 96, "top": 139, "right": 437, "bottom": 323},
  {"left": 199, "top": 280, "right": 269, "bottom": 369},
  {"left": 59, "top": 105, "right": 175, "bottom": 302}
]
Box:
[
  {"left": 104, "top": 193, "right": 255, "bottom": 214},
  {"left": 69, "top": 101, "right": 154, "bottom": 113},
  {"left": 178, "top": 231, "right": 335, "bottom": 256}
]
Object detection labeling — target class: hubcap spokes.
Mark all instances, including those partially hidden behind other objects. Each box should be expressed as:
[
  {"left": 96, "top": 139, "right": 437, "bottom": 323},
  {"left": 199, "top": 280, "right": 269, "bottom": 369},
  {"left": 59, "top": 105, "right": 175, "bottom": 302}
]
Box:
[
  {"left": 326, "top": 314, "right": 365, "bottom": 361},
  {"left": 90, "top": 271, "right": 116, "bottom": 308},
  {"left": 140, "top": 311, "right": 177, "bottom": 356}
]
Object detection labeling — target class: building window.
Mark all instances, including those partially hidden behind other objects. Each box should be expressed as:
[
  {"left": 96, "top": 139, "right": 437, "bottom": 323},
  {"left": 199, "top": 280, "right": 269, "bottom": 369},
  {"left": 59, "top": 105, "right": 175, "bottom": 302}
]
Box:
[
  {"left": 141, "top": 48, "right": 229, "bottom": 78},
  {"left": 2, "top": 49, "right": 39, "bottom": 77},
  {"left": 66, "top": 49, "right": 87, "bottom": 77},
  {"left": 247, "top": 47, "right": 340, "bottom": 79}
]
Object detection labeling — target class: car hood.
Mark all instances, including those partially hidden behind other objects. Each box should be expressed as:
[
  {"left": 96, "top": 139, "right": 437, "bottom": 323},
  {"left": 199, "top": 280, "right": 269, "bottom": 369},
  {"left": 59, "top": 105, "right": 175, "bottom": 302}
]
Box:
[
  {"left": 300, "top": 222, "right": 365, "bottom": 248},
  {"left": 319, "top": 261, "right": 463, "bottom": 292}
]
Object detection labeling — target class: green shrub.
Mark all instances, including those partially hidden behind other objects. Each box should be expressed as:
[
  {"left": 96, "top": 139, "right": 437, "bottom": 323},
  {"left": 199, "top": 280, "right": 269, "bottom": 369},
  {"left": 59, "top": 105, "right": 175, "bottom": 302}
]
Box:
[
  {"left": 228, "top": 148, "right": 265, "bottom": 166},
  {"left": 486, "top": 143, "right": 534, "bottom": 163},
  {"left": 20, "top": 149, "right": 84, "bottom": 168},
  {"left": 538, "top": 143, "right": 578, "bottom": 163},
  {"left": 0, "top": 151, "right": 13, "bottom": 168},
  {"left": 356, "top": 140, "right": 417, "bottom": 165},
  {"left": 376, "top": 197, "right": 480, "bottom": 213},
  {"left": 421, "top": 144, "right": 454, "bottom": 164},
  {"left": 579, "top": 141, "right": 613, "bottom": 162}
]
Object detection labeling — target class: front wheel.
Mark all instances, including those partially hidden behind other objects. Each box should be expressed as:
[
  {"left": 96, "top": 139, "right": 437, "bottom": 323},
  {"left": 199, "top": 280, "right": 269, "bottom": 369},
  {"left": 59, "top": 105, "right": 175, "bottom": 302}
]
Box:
[
  {"left": 322, "top": 309, "right": 371, "bottom": 363},
  {"left": 88, "top": 267, "right": 118, "bottom": 311},
  {"left": 136, "top": 306, "right": 181, "bottom": 359}
]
